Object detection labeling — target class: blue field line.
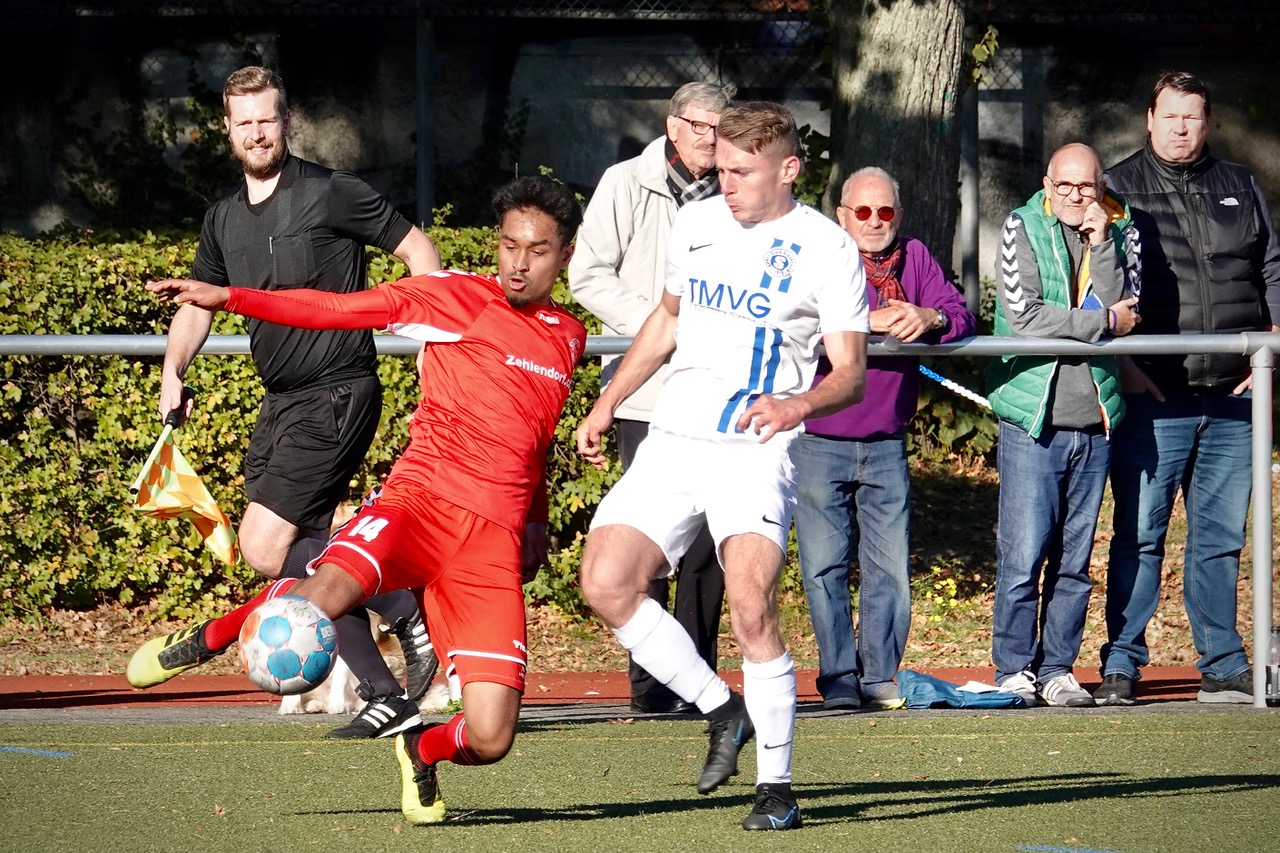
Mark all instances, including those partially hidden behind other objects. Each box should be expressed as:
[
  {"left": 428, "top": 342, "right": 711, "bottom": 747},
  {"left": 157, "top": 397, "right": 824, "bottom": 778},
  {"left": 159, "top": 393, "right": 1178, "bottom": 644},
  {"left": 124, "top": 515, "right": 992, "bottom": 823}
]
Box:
[
  {"left": 0, "top": 745, "right": 75, "bottom": 758},
  {"left": 1014, "top": 846, "right": 1123, "bottom": 853}
]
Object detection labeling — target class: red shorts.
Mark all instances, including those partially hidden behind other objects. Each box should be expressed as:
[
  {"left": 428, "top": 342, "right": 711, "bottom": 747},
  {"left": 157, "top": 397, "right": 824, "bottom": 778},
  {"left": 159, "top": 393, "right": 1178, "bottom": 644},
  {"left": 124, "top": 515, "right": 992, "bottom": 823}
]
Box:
[{"left": 319, "top": 486, "right": 527, "bottom": 692}]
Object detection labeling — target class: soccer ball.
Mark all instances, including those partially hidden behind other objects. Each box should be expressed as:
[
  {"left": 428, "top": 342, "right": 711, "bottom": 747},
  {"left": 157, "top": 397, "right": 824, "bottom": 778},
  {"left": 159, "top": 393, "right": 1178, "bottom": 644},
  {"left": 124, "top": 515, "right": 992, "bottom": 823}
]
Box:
[{"left": 238, "top": 595, "right": 339, "bottom": 695}]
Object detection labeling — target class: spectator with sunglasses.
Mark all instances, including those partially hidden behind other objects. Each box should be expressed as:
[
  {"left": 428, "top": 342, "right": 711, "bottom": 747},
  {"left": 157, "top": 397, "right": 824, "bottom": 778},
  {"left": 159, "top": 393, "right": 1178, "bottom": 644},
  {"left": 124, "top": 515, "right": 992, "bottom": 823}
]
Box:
[{"left": 790, "top": 166, "right": 976, "bottom": 711}]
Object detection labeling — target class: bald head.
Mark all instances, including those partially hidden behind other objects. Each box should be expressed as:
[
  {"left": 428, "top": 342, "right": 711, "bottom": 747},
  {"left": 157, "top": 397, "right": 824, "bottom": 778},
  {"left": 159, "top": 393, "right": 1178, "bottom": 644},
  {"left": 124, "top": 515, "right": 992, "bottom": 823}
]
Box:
[
  {"left": 1047, "top": 143, "right": 1102, "bottom": 181},
  {"left": 1043, "top": 143, "right": 1104, "bottom": 227}
]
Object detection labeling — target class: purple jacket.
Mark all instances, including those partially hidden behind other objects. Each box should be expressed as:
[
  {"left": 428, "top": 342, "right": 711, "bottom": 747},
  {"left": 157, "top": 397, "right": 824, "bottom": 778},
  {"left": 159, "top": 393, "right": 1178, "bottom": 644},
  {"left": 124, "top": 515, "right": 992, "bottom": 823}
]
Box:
[{"left": 804, "top": 236, "right": 976, "bottom": 440}]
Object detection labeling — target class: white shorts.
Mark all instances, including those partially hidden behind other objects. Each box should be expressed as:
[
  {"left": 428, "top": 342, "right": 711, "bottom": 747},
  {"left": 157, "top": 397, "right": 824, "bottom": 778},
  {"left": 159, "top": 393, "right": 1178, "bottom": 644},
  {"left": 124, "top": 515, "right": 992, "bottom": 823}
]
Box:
[{"left": 590, "top": 426, "right": 797, "bottom": 575}]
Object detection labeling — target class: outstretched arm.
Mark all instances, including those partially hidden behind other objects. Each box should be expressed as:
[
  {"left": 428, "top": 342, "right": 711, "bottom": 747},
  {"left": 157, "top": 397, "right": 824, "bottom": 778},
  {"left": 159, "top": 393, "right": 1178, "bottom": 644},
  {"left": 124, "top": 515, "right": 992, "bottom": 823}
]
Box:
[
  {"left": 147, "top": 278, "right": 229, "bottom": 310},
  {"left": 146, "top": 279, "right": 394, "bottom": 330}
]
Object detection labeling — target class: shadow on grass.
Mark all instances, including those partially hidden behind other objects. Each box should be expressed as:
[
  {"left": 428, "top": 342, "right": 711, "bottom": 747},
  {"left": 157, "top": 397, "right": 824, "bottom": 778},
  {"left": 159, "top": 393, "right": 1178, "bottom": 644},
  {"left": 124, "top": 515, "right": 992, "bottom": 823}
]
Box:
[
  {"left": 795, "top": 771, "right": 1280, "bottom": 825},
  {"left": 291, "top": 771, "right": 1280, "bottom": 826}
]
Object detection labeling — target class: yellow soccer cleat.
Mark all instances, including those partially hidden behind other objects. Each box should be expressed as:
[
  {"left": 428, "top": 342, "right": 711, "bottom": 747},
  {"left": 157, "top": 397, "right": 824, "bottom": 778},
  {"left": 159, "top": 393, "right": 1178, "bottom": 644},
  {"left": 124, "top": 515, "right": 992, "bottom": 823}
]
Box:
[
  {"left": 395, "top": 727, "right": 446, "bottom": 825},
  {"left": 126, "top": 621, "right": 219, "bottom": 688}
]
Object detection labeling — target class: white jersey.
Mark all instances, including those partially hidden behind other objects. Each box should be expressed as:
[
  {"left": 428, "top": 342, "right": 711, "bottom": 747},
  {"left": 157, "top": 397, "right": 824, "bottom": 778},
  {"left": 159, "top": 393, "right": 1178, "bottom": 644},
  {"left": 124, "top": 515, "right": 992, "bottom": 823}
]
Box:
[{"left": 650, "top": 196, "right": 869, "bottom": 442}]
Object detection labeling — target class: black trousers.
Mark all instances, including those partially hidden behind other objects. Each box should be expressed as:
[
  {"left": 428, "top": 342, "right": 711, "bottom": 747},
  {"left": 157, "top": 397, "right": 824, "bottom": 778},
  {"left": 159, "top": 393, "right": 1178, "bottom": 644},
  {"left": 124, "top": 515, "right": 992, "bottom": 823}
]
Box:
[{"left": 616, "top": 419, "right": 725, "bottom": 698}]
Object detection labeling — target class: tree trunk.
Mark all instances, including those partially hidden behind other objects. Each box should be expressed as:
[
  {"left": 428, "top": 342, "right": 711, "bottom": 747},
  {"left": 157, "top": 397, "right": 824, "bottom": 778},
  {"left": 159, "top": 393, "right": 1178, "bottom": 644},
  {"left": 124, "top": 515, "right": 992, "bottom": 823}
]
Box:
[{"left": 824, "top": 0, "right": 967, "bottom": 263}]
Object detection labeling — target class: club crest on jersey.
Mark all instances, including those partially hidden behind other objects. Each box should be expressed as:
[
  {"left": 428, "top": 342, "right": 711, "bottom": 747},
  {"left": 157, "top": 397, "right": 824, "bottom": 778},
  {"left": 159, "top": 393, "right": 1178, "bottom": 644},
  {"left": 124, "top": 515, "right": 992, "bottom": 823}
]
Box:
[
  {"left": 569, "top": 337, "right": 582, "bottom": 362},
  {"left": 760, "top": 239, "right": 801, "bottom": 293}
]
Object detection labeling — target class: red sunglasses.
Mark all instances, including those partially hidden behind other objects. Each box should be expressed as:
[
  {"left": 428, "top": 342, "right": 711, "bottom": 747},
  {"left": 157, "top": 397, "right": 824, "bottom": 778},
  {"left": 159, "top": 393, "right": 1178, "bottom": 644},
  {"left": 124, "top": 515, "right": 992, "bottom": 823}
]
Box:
[{"left": 845, "top": 205, "right": 897, "bottom": 222}]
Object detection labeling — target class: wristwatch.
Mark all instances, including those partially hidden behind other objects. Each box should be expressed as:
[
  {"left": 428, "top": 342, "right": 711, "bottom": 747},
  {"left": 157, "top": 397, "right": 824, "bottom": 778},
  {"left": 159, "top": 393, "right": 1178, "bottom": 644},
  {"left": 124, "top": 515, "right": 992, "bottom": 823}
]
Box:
[{"left": 933, "top": 309, "right": 949, "bottom": 332}]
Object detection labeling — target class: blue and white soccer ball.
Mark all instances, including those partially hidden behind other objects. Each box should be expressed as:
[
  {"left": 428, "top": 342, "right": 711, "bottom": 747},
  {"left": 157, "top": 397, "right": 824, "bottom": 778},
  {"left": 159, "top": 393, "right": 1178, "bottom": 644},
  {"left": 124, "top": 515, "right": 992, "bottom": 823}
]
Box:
[{"left": 238, "top": 595, "right": 339, "bottom": 695}]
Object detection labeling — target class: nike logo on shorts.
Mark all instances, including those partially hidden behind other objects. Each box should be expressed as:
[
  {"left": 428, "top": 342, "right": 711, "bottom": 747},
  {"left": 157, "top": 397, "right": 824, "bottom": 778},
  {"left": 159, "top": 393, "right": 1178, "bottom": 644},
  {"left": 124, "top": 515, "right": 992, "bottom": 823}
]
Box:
[
  {"left": 761, "top": 515, "right": 784, "bottom": 527},
  {"left": 689, "top": 242, "right": 714, "bottom": 252}
]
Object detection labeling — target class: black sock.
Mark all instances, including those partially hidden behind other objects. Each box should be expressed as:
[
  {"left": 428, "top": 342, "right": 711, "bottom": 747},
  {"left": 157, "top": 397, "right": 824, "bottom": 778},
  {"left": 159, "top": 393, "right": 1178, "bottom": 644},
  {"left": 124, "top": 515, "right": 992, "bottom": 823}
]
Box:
[
  {"left": 364, "top": 589, "right": 419, "bottom": 626},
  {"left": 708, "top": 691, "right": 743, "bottom": 722},
  {"left": 335, "top": 606, "right": 404, "bottom": 699},
  {"left": 279, "top": 528, "right": 328, "bottom": 580}
]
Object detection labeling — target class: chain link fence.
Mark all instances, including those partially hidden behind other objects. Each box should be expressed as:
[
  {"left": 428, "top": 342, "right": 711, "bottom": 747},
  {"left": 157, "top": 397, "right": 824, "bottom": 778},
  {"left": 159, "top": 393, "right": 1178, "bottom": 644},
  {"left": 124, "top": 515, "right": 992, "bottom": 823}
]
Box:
[{"left": 10, "top": 0, "right": 811, "bottom": 20}]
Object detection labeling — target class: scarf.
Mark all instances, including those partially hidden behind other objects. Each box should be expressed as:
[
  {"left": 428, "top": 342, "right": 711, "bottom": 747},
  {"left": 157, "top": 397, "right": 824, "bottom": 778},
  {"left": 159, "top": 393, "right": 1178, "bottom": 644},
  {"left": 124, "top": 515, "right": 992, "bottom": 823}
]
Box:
[
  {"left": 665, "top": 138, "right": 719, "bottom": 207},
  {"left": 861, "top": 240, "right": 906, "bottom": 308}
]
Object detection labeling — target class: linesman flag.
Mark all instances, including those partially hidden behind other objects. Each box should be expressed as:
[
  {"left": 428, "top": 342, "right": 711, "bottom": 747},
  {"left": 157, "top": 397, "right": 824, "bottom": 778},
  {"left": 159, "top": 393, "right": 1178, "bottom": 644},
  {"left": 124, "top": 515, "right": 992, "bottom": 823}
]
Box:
[{"left": 130, "top": 397, "right": 239, "bottom": 565}]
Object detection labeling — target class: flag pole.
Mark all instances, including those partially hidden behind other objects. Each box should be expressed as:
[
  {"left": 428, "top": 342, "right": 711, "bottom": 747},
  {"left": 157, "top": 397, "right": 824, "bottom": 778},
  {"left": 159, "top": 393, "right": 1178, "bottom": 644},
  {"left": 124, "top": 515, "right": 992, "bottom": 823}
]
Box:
[
  {"left": 130, "top": 424, "right": 173, "bottom": 492},
  {"left": 130, "top": 387, "right": 193, "bottom": 492}
]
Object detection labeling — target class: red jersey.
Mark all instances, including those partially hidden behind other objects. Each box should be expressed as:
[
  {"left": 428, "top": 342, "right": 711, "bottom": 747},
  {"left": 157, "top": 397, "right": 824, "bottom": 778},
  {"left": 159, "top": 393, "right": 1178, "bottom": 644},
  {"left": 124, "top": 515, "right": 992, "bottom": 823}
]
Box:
[{"left": 225, "top": 271, "right": 586, "bottom": 532}]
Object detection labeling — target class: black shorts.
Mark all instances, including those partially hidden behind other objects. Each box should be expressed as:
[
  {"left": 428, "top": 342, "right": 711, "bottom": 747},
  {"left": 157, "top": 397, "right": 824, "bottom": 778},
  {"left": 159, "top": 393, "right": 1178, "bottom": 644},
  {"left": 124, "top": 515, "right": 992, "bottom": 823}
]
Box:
[{"left": 245, "top": 375, "right": 382, "bottom": 531}]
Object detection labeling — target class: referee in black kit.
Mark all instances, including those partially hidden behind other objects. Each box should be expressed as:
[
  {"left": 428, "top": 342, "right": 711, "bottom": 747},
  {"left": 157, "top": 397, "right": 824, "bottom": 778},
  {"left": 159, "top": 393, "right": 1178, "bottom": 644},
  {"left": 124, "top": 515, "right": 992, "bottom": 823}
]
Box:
[{"left": 134, "top": 66, "right": 440, "bottom": 739}]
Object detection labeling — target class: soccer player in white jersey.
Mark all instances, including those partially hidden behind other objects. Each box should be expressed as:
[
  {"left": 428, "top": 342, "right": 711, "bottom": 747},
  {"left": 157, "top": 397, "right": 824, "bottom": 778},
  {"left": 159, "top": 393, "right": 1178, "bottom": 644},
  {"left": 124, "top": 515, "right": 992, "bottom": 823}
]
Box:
[{"left": 575, "top": 101, "right": 870, "bottom": 831}]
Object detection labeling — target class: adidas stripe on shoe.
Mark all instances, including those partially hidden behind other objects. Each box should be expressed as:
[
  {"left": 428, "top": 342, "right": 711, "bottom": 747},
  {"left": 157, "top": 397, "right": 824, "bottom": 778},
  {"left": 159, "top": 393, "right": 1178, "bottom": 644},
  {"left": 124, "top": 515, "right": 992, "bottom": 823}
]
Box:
[
  {"left": 126, "top": 621, "right": 222, "bottom": 688},
  {"left": 325, "top": 680, "right": 422, "bottom": 739}
]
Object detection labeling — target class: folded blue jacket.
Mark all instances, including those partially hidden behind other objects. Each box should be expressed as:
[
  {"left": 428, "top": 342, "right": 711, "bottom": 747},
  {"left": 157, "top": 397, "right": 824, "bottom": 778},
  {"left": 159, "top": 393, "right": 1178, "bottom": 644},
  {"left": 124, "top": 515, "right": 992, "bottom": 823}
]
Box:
[{"left": 898, "top": 670, "right": 1029, "bottom": 709}]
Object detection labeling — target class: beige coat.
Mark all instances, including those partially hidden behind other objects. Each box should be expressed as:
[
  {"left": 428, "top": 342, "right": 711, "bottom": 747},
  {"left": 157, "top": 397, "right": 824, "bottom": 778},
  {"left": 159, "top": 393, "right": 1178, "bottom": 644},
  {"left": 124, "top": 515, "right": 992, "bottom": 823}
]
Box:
[{"left": 568, "top": 136, "right": 677, "bottom": 421}]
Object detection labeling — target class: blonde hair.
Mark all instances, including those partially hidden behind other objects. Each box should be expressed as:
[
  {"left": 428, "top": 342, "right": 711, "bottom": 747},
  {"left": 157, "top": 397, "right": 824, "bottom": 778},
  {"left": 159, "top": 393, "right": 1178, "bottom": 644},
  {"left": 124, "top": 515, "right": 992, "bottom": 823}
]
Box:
[
  {"left": 715, "top": 101, "right": 800, "bottom": 160},
  {"left": 222, "top": 66, "right": 288, "bottom": 117}
]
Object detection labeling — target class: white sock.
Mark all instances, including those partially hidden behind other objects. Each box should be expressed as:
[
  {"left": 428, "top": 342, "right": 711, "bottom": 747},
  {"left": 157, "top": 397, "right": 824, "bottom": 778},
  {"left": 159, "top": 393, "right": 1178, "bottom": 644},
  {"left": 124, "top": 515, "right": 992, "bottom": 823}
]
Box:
[
  {"left": 612, "top": 598, "right": 730, "bottom": 713},
  {"left": 743, "top": 653, "right": 796, "bottom": 785}
]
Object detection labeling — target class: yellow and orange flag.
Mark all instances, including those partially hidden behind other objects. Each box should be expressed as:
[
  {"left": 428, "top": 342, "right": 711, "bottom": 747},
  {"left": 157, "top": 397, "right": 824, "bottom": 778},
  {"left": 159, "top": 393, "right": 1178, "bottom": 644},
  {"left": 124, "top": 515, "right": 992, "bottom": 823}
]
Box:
[{"left": 131, "top": 423, "right": 239, "bottom": 565}]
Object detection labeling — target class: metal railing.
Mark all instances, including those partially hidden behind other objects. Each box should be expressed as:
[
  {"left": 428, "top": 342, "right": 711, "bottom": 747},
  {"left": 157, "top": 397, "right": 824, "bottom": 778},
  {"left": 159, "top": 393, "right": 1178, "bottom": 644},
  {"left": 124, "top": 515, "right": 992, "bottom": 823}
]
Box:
[{"left": 3, "top": 331, "right": 1278, "bottom": 708}]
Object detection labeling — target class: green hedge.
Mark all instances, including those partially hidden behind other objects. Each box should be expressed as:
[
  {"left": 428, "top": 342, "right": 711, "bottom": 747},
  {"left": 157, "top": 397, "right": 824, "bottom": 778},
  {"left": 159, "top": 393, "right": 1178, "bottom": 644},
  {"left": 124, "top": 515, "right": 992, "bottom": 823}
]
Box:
[
  {"left": 0, "top": 226, "right": 617, "bottom": 620},
  {"left": 0, "top": 227, "right": 998, "bottom": 622}
]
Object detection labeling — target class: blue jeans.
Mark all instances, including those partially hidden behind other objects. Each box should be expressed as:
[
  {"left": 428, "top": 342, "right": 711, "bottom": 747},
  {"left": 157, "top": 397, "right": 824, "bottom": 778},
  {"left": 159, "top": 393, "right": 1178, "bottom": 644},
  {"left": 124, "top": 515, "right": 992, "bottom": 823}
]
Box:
[
  {"left": 993, "top": 421, "right": 1109, "bottom": 683},
  {"left": 1102, "top": 391, "right": 1253, "bottom": 681},
  {"left": 790, "top": 433, "right": 911, "bottom": 700}
]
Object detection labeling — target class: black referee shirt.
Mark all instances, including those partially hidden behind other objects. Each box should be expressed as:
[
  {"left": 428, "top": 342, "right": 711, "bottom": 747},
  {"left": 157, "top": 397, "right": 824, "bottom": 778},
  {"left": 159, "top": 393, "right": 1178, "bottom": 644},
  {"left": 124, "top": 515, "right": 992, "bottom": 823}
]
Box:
[{"left": 192, "top": 153, "right": 414, "bottom": 394}]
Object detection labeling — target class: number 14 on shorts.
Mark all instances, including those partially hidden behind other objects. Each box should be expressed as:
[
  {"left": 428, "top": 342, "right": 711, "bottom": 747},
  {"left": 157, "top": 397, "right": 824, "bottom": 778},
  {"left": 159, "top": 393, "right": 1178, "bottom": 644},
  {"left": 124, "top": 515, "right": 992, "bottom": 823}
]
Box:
[{"left": 347, "top": 515, "right": 389, "bottom": 542}]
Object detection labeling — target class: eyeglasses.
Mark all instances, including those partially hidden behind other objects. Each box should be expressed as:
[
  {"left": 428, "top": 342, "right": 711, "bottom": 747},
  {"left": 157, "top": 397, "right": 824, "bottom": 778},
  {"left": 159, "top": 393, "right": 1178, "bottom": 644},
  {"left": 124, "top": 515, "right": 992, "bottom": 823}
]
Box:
[
  {"left": 1048, "top": 180, "right": 1099, "bottom": 198},
  {"left": 843, "top": 205, "right": 897, "bottom": 222},
  {"left": 674, "top": 115, "right": 717, "bottom": 136}
]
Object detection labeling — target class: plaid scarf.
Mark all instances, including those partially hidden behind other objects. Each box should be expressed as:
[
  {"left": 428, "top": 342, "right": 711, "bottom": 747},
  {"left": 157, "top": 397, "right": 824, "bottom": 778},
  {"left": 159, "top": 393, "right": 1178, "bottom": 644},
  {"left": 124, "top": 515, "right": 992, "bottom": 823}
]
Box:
[
  {"left": 862, "top": 240, "right": 906, "bottom": 308},
  {"left": 665, "top": 138, "right": 719, "bottom": 207}
]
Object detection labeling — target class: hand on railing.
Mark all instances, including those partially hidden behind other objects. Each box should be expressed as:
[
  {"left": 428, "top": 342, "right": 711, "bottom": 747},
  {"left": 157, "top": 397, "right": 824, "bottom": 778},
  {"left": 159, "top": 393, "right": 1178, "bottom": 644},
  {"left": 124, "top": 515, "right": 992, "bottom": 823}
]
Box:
[{"left": 872, "top": 299, "right": 940, "bottom": 344}]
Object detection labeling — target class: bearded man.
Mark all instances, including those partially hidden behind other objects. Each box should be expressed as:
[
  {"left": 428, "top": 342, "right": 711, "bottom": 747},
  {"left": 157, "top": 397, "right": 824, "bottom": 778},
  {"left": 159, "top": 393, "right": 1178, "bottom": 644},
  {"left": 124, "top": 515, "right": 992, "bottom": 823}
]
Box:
[{"left": 133, "top": 66, "right": 442, "bottom": 740}]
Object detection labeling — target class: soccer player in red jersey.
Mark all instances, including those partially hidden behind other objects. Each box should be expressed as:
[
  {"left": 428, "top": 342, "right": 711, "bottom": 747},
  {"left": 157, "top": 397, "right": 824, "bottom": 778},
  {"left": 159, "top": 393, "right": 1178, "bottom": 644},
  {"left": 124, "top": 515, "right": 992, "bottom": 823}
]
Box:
[{"left": 140, "top": 176, "right": 586, "bottom": 824}]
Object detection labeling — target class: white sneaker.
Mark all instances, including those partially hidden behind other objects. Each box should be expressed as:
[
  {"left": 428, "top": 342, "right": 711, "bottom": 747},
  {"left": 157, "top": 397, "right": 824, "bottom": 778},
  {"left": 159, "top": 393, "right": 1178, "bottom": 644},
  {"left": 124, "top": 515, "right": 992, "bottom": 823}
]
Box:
[
  {"left": 1038, "top": 672, "right": 1096, "bottom": 707},
  {"left": 998, "top": 670, "right": 1038, "bottom": 707}
]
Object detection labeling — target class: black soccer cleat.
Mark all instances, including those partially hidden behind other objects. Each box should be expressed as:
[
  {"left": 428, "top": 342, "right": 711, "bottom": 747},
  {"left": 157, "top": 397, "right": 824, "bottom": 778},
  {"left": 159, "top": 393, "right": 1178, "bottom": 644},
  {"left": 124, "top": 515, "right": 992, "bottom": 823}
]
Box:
[
  {"left": 325, "top": 679, "right": 422, "bottom": 739},
  {"left": 697, "top": 693, "right": 754, "bottom": 794},
  {"left": 742, "top": 783, "right": 803, "bottom": 830},
  {"left": 381, "top": 613, "right": 439, "bottom": 702}
]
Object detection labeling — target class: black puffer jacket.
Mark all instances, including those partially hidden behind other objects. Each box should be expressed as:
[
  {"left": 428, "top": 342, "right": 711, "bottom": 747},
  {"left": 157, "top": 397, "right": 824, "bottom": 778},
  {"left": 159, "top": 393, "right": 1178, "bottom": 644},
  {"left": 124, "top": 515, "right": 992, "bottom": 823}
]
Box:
[{"left": 1106, "top": 142, "right": 1280, "bottom": 391}]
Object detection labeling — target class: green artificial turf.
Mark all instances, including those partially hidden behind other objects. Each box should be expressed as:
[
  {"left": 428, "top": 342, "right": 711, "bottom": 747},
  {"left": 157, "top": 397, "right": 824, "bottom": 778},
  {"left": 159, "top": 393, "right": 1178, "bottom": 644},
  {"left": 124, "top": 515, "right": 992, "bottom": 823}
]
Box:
[{"left": 1, "top": 712, "right": 1277, "bottom": 853}]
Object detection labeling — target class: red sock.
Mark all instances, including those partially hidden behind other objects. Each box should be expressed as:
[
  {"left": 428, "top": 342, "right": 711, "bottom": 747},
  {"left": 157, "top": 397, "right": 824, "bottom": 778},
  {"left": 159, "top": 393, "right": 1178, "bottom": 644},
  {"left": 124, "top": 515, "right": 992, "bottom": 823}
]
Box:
[
  {"left": 203, "top": 578, "right": 298, "bottom": 650},
  {"left": 415, "top": 713, "right": 484, "bottom": 766}
]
